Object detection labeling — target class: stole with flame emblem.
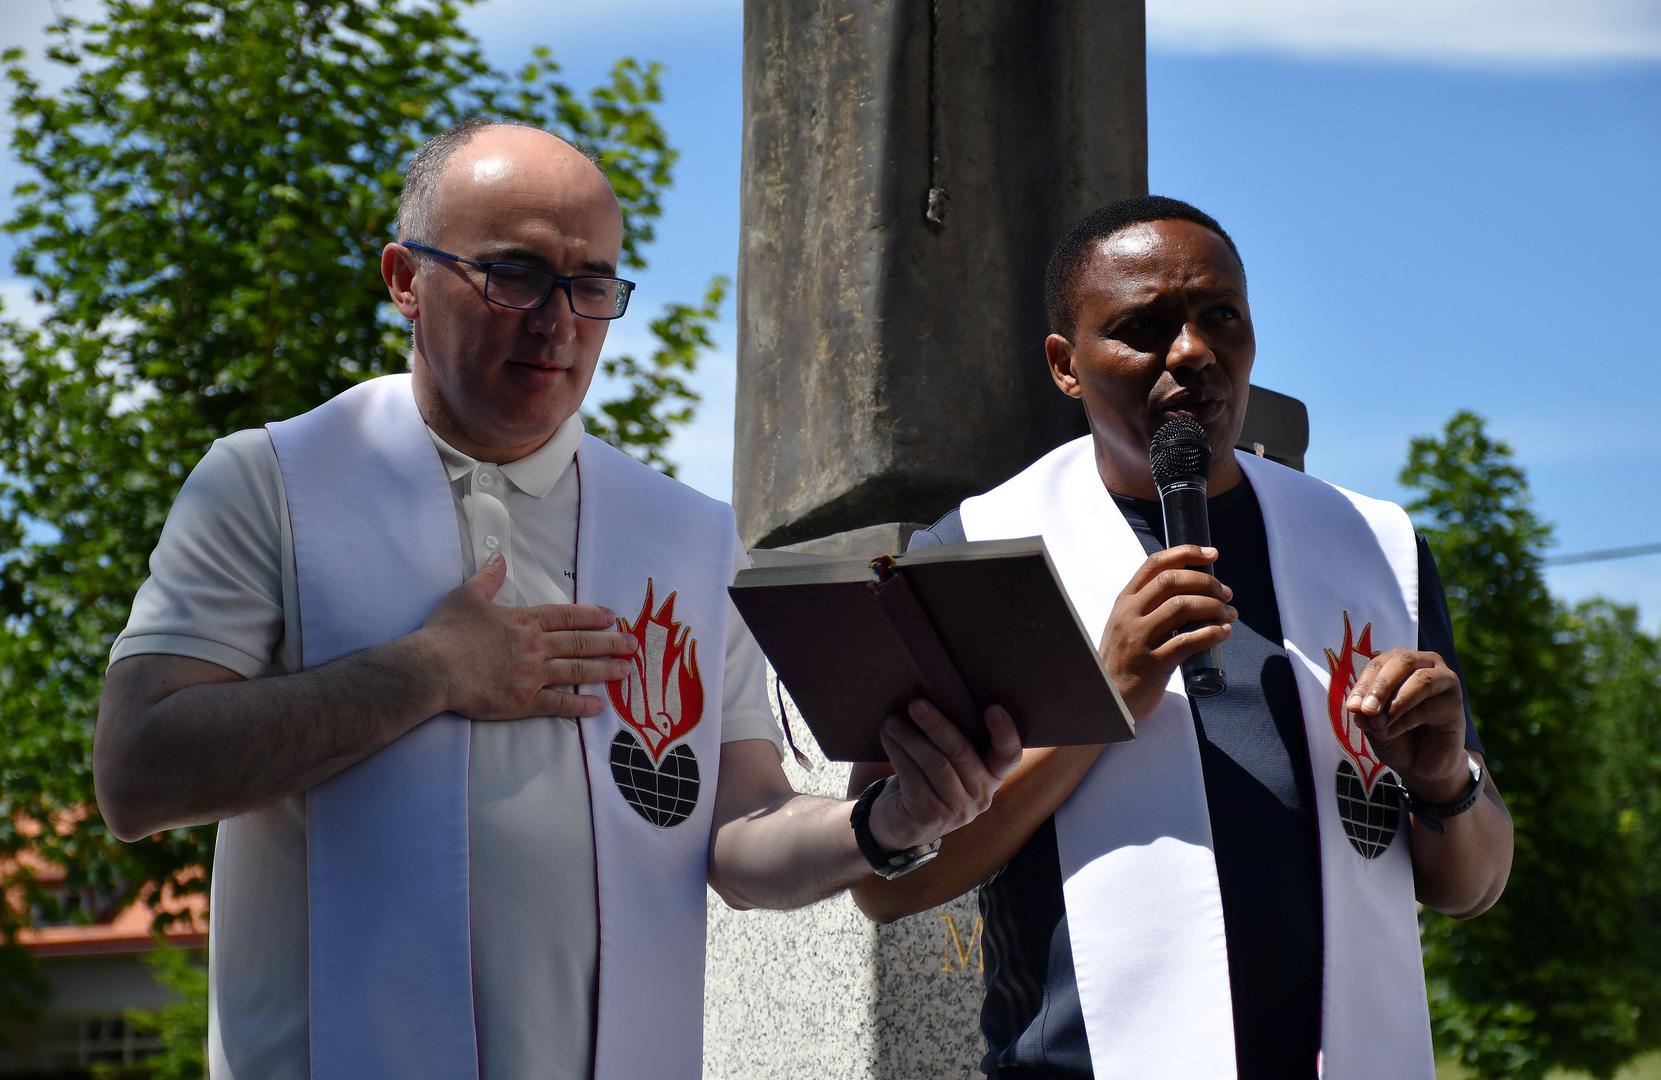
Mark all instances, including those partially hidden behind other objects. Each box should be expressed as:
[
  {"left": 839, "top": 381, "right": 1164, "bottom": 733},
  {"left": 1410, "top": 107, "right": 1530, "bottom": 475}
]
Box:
[
  {"left": 1325, "top": 612, "right": 1406, "bottom": 859},
  {"left": 606, "top": 579, "right": 706, "bottom": 828}
]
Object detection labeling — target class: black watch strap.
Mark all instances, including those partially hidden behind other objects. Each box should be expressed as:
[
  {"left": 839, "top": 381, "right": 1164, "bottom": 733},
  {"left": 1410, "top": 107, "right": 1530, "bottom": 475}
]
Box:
[
  {"left": 1405, "top": 754, "right": 1484, "bottom": 834},
  {"left": 850, "top": 776, "right": 941, "bottom": 880}
]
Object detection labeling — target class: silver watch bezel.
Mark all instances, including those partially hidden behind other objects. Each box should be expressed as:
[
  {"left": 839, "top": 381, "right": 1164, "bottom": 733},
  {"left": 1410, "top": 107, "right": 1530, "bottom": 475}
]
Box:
[{"left": 875, "top": 837, "right": 941, "bottom": 880}]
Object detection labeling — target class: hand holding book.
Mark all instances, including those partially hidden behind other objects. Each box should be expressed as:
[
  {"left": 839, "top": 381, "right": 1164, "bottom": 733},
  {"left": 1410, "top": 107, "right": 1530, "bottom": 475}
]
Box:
[{"left": 864, "top": 697, "right": 1022, "bottom": 854}]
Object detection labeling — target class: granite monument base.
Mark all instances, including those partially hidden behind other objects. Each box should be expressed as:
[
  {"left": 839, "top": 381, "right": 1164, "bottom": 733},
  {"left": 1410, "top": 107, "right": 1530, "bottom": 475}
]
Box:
[{"left": 703, "top": 674, "right": 988, "bottom": 1080}]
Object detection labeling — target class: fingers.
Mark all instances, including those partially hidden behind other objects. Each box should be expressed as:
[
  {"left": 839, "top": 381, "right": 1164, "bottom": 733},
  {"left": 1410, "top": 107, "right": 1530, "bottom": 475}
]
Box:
[
  {"left": 884, "top": 704, "right": 978, "bottom": 811},
  {"left": 1149, "top": 620, "right": 1233, "bottom": 668},
  {"left": 1378, "top": 664, "right": 1458, "bottom": 721},
  {"left": 544, "top": 628, "right": 638, "bottom": 659},
  {"left": 1133, "top": 566, "right": 1233, "bottom": 615},
  {"left": 1126, "top": 545, "right": 1219, "bottom": 592},
  {"left": 982, "top": 705, "right": 1023, "bottom": 780},
  {"left": 1140, "top": 593, "right": 1238, "bottom": 645},
  {"left": 878, "top": 720, "right": 950, "bottom": 823},
  {"left": 531, "top": 687, "right": 607, "bottom": 718},
  {"left": 910, "top": 699, "right": 1022, "bottom": 797},
  {"left": 464, "top": 551, "right": 508, "bottom": 600},
  {"left": 1345, "top": 650, "right": 1464, "bottom": 745},
  {"left": 1101, "top": 549, "right": 1237, "bottom": 720},
  {"left": 887, "top": 698, "right": 1023, "bottom": 806},
  {"left": 545, "top": 656, "right": 634, "bottom": 686},
  {"left": 1347, "top": 650, "right": 1435, "bottom": 718},
  {"left": 534, "top": 603, "right": 625, "bottom": 633},
  {"left": 869, "top": 700, "right": 1024, "bottom": 852}
]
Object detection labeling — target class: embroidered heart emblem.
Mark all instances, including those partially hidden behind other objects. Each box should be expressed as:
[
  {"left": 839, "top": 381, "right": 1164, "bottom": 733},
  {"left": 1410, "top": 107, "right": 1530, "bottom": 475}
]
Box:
[
  {"left": 609, "top": 731, "right": 700, "bottom": 828},
  {"left": 1335, "top": 758, "right": 1403, "bottom": 859},
  {"left": 606, "top": 579, "right": 705, "bottom": 828}
]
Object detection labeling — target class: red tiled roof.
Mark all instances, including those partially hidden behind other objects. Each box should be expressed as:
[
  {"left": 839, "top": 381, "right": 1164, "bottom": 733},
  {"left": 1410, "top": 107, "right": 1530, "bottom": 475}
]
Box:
[
  {"left": 19, "top": 880, "right": 208, "bottom": 958},
  {"left": 7, "top": 814, "right": 209, "bottom": 958}
]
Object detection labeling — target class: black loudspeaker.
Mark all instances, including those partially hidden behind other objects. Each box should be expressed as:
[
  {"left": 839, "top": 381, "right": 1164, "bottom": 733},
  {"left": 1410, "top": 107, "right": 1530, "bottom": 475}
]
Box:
[{"left": 1237, "top": 385, "right": 1310, "bottom": 473}]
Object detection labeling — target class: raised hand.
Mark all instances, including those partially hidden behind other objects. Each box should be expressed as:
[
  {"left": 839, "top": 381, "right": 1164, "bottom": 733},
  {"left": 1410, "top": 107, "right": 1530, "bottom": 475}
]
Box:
[
  {"left": 414, "top": 552, "right": 637, "bottom": 721},
  {"left": 1100, "top": 544, "right": 1236, "bottom": 719},
  {"left": 1345, "top": 648, "right": 1470, "bottom": 802},
  {"left": 865, "top": 698, "right": 1024, "bottom": 853}
]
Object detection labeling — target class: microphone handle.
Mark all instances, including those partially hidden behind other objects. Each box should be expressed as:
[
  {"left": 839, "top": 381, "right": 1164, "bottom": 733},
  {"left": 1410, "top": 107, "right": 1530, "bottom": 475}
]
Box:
[{"left": 1159, "top": 481, "right": 1227, "bottom": 697}]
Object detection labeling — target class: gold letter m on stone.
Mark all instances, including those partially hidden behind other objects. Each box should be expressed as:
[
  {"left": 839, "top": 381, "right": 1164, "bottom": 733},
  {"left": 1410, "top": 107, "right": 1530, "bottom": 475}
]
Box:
[{"left": 939, "top": 913, "right": 985, "bottom": 973}]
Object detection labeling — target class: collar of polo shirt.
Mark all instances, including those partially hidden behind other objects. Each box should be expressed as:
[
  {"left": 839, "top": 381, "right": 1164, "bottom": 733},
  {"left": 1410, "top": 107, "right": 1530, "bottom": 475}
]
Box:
[{"left": 427, "top": 412, "right": 585, "bottom": 498}]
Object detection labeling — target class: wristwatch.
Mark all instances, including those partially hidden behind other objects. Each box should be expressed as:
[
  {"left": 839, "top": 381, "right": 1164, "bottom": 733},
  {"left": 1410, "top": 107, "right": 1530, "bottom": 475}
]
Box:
[
  {"left": 850, "top": 776, "right": 942, "bottom": 880},
  {"left": 1404, "top": 752, "right": 1484, "bottom": 834}
]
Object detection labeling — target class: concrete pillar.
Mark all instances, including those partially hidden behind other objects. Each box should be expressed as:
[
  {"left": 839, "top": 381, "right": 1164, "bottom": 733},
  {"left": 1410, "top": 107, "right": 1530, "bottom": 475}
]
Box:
[
  {"left": 708, "top": 4, "right": 1148, "bottom": 1077},
  {"left": 733, "top": 0, "right": 1147, "bottom": 550}
]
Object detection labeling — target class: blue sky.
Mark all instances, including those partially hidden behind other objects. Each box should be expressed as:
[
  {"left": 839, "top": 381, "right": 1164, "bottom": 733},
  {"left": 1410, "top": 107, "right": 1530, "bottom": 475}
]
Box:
[{"left": 4, "top": 1, "right": 1659, "bottom": 627}]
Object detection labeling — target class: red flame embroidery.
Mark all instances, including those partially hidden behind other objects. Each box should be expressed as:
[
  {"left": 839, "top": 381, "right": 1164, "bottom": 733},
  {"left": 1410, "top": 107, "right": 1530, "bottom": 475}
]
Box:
[
  {"left": 1325, "top": 611, "right": 1387, "bottom": 794},
  {"left": 608, "top": 579, "right": 705, "bottom": 765}
]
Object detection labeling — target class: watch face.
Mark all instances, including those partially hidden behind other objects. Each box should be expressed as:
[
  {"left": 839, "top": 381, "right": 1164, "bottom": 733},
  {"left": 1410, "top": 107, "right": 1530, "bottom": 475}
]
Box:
[{"left": 879, "top": 845, "right": 940, "bottom": 880}]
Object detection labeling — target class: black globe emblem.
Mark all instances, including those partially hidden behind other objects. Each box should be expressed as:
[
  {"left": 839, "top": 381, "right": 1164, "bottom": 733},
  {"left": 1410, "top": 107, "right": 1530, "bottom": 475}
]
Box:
[
  {"left": 1334, "top": 758, "right": 1404, "bottom": 859},
  {"left": 610, "top": 730, "right": 701, "bottom": 828}
]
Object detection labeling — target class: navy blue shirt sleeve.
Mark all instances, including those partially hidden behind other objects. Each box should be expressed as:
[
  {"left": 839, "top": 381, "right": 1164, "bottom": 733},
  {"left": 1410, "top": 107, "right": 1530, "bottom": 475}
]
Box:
[
  {"left": 1415, "top": 536, "right": 1483, "bottom": 755},
  {"left": 908, "top": 509, "right": 966, "bottom": 550}
]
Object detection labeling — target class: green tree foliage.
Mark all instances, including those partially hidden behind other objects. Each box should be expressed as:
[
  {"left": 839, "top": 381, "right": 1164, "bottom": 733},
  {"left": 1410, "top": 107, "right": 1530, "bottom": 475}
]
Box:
[
  {"left": 93, "top": 941, "right": 208, "bottom": 1080},
  {"left": 586, "top": 274, "right": 727, "bottom": 474},
  {"left": 0, "top": 0, "right": 724, "bottom": 1018},
  {"left": 1406, "top": 411, "right": 1661, "bottom": 1078}
]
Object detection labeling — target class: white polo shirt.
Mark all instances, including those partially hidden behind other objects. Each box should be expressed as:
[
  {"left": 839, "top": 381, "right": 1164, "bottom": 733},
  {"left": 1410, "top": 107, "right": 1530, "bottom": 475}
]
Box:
[{"left": 110, "top": 415, "right": 780, "bottom": 1080}]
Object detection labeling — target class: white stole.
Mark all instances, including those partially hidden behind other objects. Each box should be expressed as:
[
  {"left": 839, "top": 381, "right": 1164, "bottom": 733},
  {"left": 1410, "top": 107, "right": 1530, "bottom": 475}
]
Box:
[
  {"left": 960, "top": 435, "right": 1433, "bottom": 1079},
  {"left": 574, "top": 434, "right": 733, "bottom": 1080},
  {"left": 268, "top": 374, "right": 733, "bottom": 1080}
]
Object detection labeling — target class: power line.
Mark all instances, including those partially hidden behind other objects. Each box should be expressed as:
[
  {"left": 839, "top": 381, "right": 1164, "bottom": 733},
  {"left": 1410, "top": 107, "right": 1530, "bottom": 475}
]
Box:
[{"left": 1542, "top": 542, "right": 1661, "bottom": 568}]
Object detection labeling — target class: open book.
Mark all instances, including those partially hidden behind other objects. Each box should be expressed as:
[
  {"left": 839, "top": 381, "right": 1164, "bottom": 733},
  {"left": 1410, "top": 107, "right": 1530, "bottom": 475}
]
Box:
[{"left": 729, "top": 537, "right": 1135, "bottom": 762}]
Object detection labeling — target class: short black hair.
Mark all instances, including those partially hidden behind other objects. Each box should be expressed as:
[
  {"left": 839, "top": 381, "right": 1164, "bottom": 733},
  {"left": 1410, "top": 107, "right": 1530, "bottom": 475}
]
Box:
[{"left": 1043, "top": 195, "right": 1245, "bottom": 338}]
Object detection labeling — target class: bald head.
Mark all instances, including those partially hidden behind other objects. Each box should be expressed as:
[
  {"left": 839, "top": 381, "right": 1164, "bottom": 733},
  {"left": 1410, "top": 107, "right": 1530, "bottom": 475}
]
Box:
[
  {"left": 384, "top": 119, "right": 626, "bottom": 465},
  {"left": 395, "top": 118, "right": 614, "bottom": 247}
]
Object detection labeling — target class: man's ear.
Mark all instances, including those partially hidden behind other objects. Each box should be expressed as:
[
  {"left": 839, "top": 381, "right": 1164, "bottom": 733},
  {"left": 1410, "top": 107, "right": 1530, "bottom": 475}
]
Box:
[
  {"left": 1045, "top": 333, "right": 1081, "bottom": 398},
  {"left": 381, "top": 243, "right": 420, "bottom": 319}
]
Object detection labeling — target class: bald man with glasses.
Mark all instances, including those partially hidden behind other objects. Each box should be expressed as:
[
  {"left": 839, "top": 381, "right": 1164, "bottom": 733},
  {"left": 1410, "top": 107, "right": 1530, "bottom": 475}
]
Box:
[{"left": 95, "top": 117, "right": 1020, "bottom": 1080}]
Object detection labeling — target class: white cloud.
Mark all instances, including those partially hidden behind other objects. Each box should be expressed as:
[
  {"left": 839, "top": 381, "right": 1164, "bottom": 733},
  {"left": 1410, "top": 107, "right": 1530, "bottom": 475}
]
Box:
[{"left": 1147, "top": 0, "right": 1661, "bottom": 67}]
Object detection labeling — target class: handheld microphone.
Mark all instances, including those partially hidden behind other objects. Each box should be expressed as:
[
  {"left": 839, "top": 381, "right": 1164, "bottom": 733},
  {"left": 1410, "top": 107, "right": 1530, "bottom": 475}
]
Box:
[{"left": 1149, "top": 418, "right": 1226, "bottom": 697}]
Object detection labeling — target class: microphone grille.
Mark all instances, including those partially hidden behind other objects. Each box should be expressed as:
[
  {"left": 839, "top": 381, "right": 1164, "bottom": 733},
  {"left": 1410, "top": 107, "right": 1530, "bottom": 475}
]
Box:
[{"left": 1149, "top": 418, "right": 1213, "bottom": 491}]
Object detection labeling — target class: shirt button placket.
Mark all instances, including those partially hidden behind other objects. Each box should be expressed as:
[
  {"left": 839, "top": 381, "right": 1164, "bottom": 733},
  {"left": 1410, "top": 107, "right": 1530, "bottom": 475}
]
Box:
[{"left": 469, "top": 464, "right": 515, "bottom": 602}]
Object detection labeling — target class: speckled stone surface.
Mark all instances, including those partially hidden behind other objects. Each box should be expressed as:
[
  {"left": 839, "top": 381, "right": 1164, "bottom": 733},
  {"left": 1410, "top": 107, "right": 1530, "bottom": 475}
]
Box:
[{"left": 703, "top": 676, "right": 987, "bottom": 1079}]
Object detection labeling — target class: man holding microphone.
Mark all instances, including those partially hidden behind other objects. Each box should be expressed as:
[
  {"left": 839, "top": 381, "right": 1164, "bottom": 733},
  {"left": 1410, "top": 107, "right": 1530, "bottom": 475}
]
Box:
[{"left": 852, "top": 195, "right": 1513, "bottom": 1080}]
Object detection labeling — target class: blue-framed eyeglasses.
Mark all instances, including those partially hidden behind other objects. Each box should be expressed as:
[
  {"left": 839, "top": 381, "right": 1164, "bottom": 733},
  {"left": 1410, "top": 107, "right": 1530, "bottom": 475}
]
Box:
[{"left": 402, "top": 241, "right": 636, "bottom": 320}]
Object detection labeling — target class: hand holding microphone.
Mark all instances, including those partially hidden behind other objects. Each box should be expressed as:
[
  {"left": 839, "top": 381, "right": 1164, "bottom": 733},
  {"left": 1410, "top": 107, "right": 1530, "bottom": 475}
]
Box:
[
  {"left": 1097, "top": 418, "right": 1235, "bottom": 719},
  {"left": 1150, "top": 418, "right": 1228, "bottom": 697}
]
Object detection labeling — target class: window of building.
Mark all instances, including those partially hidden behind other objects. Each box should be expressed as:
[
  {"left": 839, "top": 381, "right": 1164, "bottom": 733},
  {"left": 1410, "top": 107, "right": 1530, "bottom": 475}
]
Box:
[{"left": 31, "top": 1014, "right": 163, "bottom": 1068}]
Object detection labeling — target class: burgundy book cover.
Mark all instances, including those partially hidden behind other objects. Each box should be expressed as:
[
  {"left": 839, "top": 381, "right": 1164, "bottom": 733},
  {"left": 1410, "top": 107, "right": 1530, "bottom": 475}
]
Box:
[{"left": 729, "top": 538, "right": 1135, "bottom": 762}]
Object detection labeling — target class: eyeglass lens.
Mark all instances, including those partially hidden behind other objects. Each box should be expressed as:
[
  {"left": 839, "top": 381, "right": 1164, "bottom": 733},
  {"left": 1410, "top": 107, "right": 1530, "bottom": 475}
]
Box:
[{"left": 487, "top": 264, "right": 629, "bottom": 318}]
